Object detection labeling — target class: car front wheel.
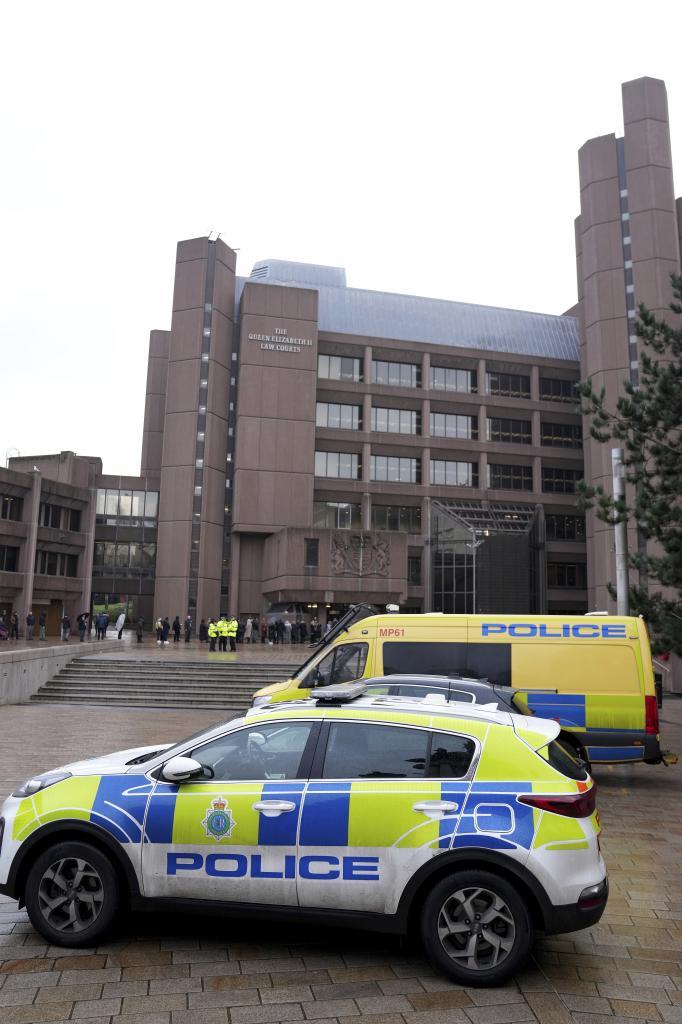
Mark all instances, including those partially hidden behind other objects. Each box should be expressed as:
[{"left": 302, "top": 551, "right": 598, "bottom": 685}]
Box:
[
  {"left": 24, "top": 841, "right": 121, "bottom": 947},
  {"left": 420, "top": 870, "right": 533, "bottom": 985}
]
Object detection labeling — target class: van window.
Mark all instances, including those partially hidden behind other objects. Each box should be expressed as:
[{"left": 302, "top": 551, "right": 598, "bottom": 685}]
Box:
[
  {"left": 382, "top": 642, "right": 512, "bottom": 687},
  {"left": 513, "top": 643, "right": 640, "bottom": 693},
  {"left": 302, "top": 643, "right": 368, "bottom": 689}
]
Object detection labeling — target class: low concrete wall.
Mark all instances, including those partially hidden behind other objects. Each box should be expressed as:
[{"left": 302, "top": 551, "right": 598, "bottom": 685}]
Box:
[{"left": 0, "top": 641, "right": 120, "bottom": 704}]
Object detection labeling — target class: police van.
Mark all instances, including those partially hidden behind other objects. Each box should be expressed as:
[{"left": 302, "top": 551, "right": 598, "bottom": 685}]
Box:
[
  {"left": 0, "top": 684, "right": 607, "bottom": 985},
  {"left": 251, "top": 608, "right": 665, "bottom": 766}
]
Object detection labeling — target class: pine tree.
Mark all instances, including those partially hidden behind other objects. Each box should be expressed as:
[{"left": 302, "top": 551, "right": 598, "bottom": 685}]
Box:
[{"left": 578, "top": 274, "right": 682, "bottom": 654}]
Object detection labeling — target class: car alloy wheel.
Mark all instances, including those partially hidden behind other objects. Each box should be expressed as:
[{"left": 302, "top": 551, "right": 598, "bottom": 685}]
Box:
[
  {"left": 37, "top": 855, "right": 105, "bottom": 933},
  {"left": 437, "top": 884, "right": 516, "bottom": 970}
]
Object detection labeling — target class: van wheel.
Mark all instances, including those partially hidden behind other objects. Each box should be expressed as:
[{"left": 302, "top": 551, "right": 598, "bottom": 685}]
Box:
[
  {"left": 420, "top": 870, "right": 532, "bottom": 985},
  {"left": 24, "top": 841, "right": 120, "bottom": 947}
]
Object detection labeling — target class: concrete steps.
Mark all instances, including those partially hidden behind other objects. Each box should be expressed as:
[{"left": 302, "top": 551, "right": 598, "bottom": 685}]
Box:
[{"left": 29, "top": 657, "right": 301, "bottom": 711}]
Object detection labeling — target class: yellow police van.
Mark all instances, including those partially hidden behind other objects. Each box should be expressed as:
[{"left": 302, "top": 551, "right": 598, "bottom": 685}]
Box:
[{"left": 251, "top": 607, "right": 665, "bottom": 767}]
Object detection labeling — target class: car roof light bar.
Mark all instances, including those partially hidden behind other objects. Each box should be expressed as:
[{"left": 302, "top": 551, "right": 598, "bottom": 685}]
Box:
[{"left": 314, "top": 682, "right": 367, "bottom": 704}]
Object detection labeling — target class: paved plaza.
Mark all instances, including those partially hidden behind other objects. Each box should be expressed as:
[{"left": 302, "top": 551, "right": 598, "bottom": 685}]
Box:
[{"left": 0, "top": 699, "right": 681, "bottom": 1024}]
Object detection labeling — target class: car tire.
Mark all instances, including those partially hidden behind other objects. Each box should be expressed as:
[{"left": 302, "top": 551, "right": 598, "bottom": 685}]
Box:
[
  {"left": 24, "top": 841, "right": 121, "bottom": 947},
  {"left": 420, "top": 870, "right": 533, "bottom": 986}
]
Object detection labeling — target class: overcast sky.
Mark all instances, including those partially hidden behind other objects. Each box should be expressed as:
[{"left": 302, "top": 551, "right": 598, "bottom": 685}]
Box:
[{"left": 1, "top": 0, "right": 681, "bottom": 476}]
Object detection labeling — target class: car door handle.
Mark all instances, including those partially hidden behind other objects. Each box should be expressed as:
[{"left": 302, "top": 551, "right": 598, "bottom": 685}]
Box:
[
  {"left": 252, "top": 800, "right": 297, "bottom": 817},
  {"left": 413, "top": 800, "right": 460, "bottom": 818}
]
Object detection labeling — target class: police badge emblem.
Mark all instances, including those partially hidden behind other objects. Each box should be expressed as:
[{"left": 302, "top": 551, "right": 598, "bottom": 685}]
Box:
[{"left": 202, "top": 797, "right": 235, "bottom": 841}]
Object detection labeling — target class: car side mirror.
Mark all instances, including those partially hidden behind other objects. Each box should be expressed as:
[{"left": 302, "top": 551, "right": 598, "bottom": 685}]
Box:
[{"left": 161, "top": 755, "right": 204, "bottom": 783}]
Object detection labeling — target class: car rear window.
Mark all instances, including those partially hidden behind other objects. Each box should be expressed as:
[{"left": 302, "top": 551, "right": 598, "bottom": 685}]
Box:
[
  {"left": 538, "top": 739, "right": 588, "bottom": 781},
  {"left": 321, "top": 723, "right": 476, "bottom": 780}
]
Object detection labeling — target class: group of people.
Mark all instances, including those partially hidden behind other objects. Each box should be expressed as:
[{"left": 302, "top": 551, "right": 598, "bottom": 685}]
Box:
[
  {"left": 0, "top": 609, "right": 47, "bottom": 641},
  {"left": 153, "top": 615, "right": 195, "bottom": 645}
]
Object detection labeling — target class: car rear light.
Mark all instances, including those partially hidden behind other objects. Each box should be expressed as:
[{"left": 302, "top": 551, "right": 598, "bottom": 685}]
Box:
[
  {"left": 578, "top": 879, "right": 608, "bottom": 909},
  {"left": 645, "top": 695, "right": 659, "bottom": 735},
  {"left": 518, "top": 784, "right": 597, "bottom": 818}
]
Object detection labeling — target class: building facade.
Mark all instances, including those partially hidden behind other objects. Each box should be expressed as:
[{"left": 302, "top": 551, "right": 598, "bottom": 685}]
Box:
[
  {"left": 2, "top": 75, "right": 679, "bottom": 639},
  {"left": 576, "top": 76, "right": 681, "bottom": 611},
  {"left": 138, "top": 243, "right": 587, "bottom": 624}
]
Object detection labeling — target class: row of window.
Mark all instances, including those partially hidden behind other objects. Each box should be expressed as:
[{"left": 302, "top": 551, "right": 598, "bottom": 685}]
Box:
[
  {"left": 547, "top": 562, "right": 587, "bottom": 588},
  {"left": 314, "top": 450, "right": 583, "bottom": 492},
  {"left": 545, "top": 514, "right": 585, "bottom": 541},
  {"left": 93, "top": 542, "right": 157, "bottom": 571},
  {"left": 312, "top": 501, "right": 424, "bottom": 533},
  {"left": 317, "top": 356, "right": 577, "bottom": 402},
  {"left": 318, "top": 402, "right": 581, "bottom": 447},
  {"left": 40, "top": 503, "right": 82, "bottom": 532},
  {"left": 0, "top": 496, "right": 22, "bottom": 522},
  {"left": 95, "top": 489, "right": 159, "bottom": 519},
  {"left": 35, "top": 551, "right": 78, "bottom": 577}
]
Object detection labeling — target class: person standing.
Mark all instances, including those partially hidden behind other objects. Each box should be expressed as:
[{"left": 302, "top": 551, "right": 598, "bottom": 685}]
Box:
[
  {"left": 207, "top": 618, "right": 217, "bottom": 652},
  {"left": 26, "top": 610, "right": 35, "bottom": 641},
  {"left": 155, "top": 617, "right": 163, "bottom": 644},
  {"left": 77, "top": 614, "right": 87, "bottom": 642},
  {"left": 61, "top": 613, "right": 71, "bottom": 642},
  {"left": 244, "top": 617, "right": 253, "bottom": 644},
  {"left": 260, "top": 618, "right": 268, "bottom": 644},
  {"left": 226, "top": 615, "right": 238, "bottom": 653},
  {"left": 172, "top": 616, "right": 181, "bottom": 642},
  {"left": 136, "top": 617, "right": 144, "bottom": 643},
  {"left": 184, "top": 615, "right": 192, "bottom": 643},
  {"left": 217, "top": 615, "right": 228, "bottom": 653},
  {"left": 161, "top": 616, "right": 171, "bottom": 645},
  {"left": 116, "top": 611, "right": 126, "bottom": 640},
  {"left": 9, "top": 612, "right": 19, "bottom": 641},
  {"left": 284, "top": 619, "right": 292, "bottom": 644},
  {"left": 199, "top": 618, "right": 208, "bottom": 643},
  {"left": 39, "top": 609, "right": 47, "bottom": 641}
]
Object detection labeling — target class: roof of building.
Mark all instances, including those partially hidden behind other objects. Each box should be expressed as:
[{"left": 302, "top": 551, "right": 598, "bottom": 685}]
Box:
[{"left": 236, "top": 259, "right": 579, "bottom": 362}]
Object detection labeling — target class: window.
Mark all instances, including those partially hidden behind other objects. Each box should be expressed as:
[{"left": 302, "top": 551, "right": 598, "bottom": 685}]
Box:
[
  {"left": 382, "top": 641, "right": 512, "bottom": 687},
  {"left": 144, "top": 492, "right": 159, "bottom": 518},
  {"left": 118, "top": 490, "right": 132, "bottom": 516},
  {"left": 68, "top": 508, "right": 82, "bottom": 532},
  {"left": 304, "top": 538, "right": 319, "bottom": 569},
  {"left": 40, "top": 503, "right": 62, "bottom": 529},
  {"left": 190, "top": 722, "right": 314, "bottom": 781},
  {"left": 408, "top": 555, "right": 421, "bottom": 585},
  {"left": 316, "top": 402, "right": 361, "bottom": 430},
  {"left": 545, "top": 514, "right": 586, "bottom": 541},
  {"left": 427, "top": 732, "right": 477, "bottom": 778},
  {"left": 34, "top": 551, "right": 77, "bottom": 577},
  {"left": 105, "top": 490, "right": 119, "bottom": 516},
  {"left": 487, "top": 418, "right": 532, "bottom": 444},
  {"left": 372, "top": 360, "right": 420, "bottom": 388},
  {"left": 539, "top": 377, "right": 578, "bottom": 402},
  {"left": 542, "top": 467, "right": 583, "bottom": 494},
  {"left": 547, "top": 563, "right": 587, "bottom": 588},
  {"left": 541, "top": 422, "right": 582, "bottom": 448},
  {"left": 430, "top": 413, "right": 477, "bottom": 440},
  {"left": 96, "top": 489, "right": 106, "bottom": 515},
  {"left": 322, "top": 723, "right": 428, "bottom": 779},
  {"left": 430, "top": 460, "right": 477, "bottom": 487},
  {"left": 0, "top": 545, "right": 19, "bottom": 572},
  {"left": 303, "top": 643, "right": 369, "bottom": 689},
  {"left": 92, "top": 543, "right": 156, "bottom": 573},
  {"left": 0, "top": 496, "right": 22, "bottom": 522},
  {"left": 313, "top": 502, "right": 361, "bottom": 529},
  {"left": 370, "top": 456, "right": 420, "bottom": 483},
  {"left": 317, "top": 354, "right": 362, "bottom": 382},
  {"left": 371, "top": 505, "right": 422, "bottom": 532},
  {"left": 371, "top": 407, "right": 420, "bottom": 434},
  {"left": 431, "top": 366, "right": 476, "bottom": 393},
  {"left": 488, "top": 464, "right": 533, "bottom": 491},
  {"left": 486, "top": 371, "right": 530, "bottom": 398},
  {"left": 314, "top": 451, "right": 360, "bottom": 479}
]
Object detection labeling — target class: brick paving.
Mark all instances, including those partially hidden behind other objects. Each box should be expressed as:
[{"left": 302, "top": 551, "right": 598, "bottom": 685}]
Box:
[{"left": 0, "top": 698, "right": 681, "bottom": 1023}]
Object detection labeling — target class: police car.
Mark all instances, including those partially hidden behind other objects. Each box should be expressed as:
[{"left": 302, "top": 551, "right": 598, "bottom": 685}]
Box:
[{"left": 0, "top": 684, "right": 607, "bottom": 985}]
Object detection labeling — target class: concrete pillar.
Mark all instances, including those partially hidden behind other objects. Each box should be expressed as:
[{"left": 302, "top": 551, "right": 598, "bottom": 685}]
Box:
[
  {"left": 422, "top": 398, "right": 430, "bottom": 437},
  {"left": 364, "top": 345, "right": 373, "bottom": 384},
  {"left": 478, "top": 451, "right": 488, "bottom": 491},
  {"left": 421, "top": 447, "right": 430, "bottom": 487},
  {"left": 477, "top": 358, "right": 486, "bottom": 395},
  {"left": 362, "top": 443, "right": 371, "bottom": 484},
  {"left": 478, "top": 404, "right": 487, "bottom": 443},
  {"left": 363, "top": 393, "right": 372, "bottom": 433},
  {"left": 16, "top": 470, "right": 41, "bottom": 625},
  {"left": 533, "top": 455, "right": 542, "bottom": 495},
  {"left": 421, "top": 351, "right": 431, "bottom": 390},
  {"left": 228, "top": 532, "right": 241, "bottom": 617},
  {"left": 532, "top": 409, "right": 541, "bottom": 448},
  {"left": 78, "top": 480, "right": 98, "bottom": 620},
  {"left": 530, "top": 364, "right": 540, "bottom": 401}
]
